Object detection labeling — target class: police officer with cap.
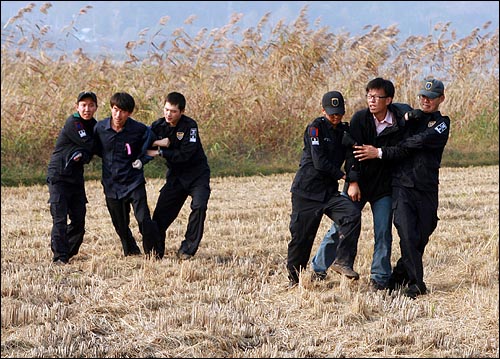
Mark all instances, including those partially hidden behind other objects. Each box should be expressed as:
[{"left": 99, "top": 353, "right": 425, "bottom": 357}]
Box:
[
  {"left": 287, "top": 90, "right": 362, "bottom": 287},
  {"left": 47, "top": 91, "right": 98, "bottom": 265}
]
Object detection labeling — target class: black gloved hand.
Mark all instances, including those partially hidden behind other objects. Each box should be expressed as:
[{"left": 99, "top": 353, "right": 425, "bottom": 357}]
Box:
[
  {"left": 406, "top": 109, "right": 425, "bottom": 121},
  {"left": 342, "top": 131, "right": 357, "bottom": 147}
]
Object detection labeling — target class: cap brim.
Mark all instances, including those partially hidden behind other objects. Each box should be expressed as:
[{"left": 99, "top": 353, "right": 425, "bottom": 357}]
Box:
[
  {"left": 325, "top": 107, "right": 345, "bottom": 115},
  {"left": 418, "top": 90, "right": 440, "bottom": 99}
]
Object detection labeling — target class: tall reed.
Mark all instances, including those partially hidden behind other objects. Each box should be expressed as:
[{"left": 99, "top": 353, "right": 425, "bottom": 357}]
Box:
[{"left": 1, "top": 4, "right": 498, "bottom": 185}]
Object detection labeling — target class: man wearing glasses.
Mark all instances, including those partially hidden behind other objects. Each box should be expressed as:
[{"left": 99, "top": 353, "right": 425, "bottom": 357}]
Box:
[
  {"left": 311, "top": 78, "right": 411, "bottom": 291},
  {"left": 353, "top": 79, "right": 450, "bottom": 298}
]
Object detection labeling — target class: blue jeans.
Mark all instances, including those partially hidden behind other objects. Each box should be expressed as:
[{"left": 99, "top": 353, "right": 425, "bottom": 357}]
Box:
[
  {"left": 311, "top": 195, "right": 393, "bottom": 286},
  {"left": 311, "top": 222, "right": 339, "bottom": 273}
]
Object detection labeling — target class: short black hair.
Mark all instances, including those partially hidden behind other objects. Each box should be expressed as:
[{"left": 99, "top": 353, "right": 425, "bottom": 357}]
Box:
[
  {"left": 165, "top": 92, "right": 186, "bottom": 112},
  {"left": 366, "top": 78, "right": 395, "bottom": 98},
  {"left": 110, "top": 92, "right": 135, "bottom": 113}
]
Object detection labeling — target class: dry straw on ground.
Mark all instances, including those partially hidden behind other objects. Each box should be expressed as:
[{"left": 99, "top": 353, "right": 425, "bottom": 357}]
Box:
[{"left": 1, "top": 165, "right": 498, "bottom": 357}]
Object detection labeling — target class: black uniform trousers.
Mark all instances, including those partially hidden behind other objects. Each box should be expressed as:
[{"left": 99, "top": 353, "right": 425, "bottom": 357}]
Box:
[
  {"left": 105, "top": 183, "right": 161, "bottom": 257},
  {"left": 48, "top": 182, "right": 88, "bottom": 263},
  {"left": 153, "top": 175, "right": 210, "bottom": 258},
  {"left": 288, "top": 192, "right": 362, "bottom": 283},
  {"left": 391, "top": 186, "right": 438, "bottom": 290}
]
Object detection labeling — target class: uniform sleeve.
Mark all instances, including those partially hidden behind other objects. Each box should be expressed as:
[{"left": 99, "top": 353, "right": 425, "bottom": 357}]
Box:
[
  {"left": 345, "top": 114, "right": 363, "bottom": 183},
  {"left": 308, "top": 124, "right": 344, "bottom": 180},
  {"left": 64, "top": 117, "right": 91, "bottom": 146},
  {"left": 162, "top": 123, "right": 201, "bottom": 165},
  {"left": 342, "top": 129, "right": 356, "bottom": 182},
  {"left": 92, "top": 122, "right": 103, "bottom": 158},
  {"left": 62, "top": 116, "right": 95, "bottom": 165},
  {"left": 398, "top": 115, "right": 450, "bottom": 150},
  {"left": 382, "top": 114, "right": 450, "bottom": 160}
]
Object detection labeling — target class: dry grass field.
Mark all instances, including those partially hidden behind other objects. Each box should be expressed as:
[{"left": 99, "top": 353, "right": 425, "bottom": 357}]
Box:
[{"left": 1, "top": 165, "right": 498, "bottom": 358}]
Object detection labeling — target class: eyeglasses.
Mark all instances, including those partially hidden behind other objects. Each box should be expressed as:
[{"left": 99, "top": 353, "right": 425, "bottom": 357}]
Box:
[{"left": 366, "top": 95, "right": 389, "bottom": 101}]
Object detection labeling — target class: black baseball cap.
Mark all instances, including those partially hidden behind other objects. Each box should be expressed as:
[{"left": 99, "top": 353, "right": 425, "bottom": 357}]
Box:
[
  {"left": 418, "top": 79, "right": 444, "bottom": 99},
  {"left": 77, "top": 91, "right": 97, "bottom": 104},
  {"left": 322, "top": 91, "right": 345, "bottom": 115}
]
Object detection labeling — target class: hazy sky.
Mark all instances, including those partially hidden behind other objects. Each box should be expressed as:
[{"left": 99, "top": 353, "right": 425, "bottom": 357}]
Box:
[{"left": 1, "top": 1, "right": 498, "bottom": 53}]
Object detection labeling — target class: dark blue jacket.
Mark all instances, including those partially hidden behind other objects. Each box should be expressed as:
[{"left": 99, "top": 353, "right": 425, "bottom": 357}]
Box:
[{"left": 93, "top": 117, "right": 153, "bottom": 199}]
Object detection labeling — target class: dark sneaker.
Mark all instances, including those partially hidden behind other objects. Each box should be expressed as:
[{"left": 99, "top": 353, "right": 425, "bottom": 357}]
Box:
[
  {"left": 176, "top": 250, "right": 193, "bottom": 260},
  {"left": 369, "top": 279, "right": 386, "bottom": 292},
  {"left": 402, "top": 284, "right": 427, "bottom": 299},
  {"left": 125, "top": 248, "right": 142, "bottom": 256},
  {"left": 331, "top": 263, "right": 359, "bottom": 280},
  {"left": 312, "top": 271, "right": 327, "bottom": 281},
  {"left": 53, "top": 259, "right": 67, "bottom": 266},
  {"left": 288, "top": 279, "right": 298, "bottom": 289},
  {"left": 387, "top": 275, "right": 407, "bottom": 294}
]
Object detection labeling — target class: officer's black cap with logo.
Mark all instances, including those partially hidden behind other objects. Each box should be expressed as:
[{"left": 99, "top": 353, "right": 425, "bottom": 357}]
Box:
[
  {"left": 322, "top": 91, "right": 345, "bottom": 115},
  {"left": 418, "top": 79, "right": 444, "bottom": 99}
]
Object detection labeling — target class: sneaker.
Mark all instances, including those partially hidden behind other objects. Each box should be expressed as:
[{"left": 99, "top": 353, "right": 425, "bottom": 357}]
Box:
[
  {"left": 331, "top": 263, "right": 359, "bottom": 280},
  {"left": 387, "top": 277, "right": 405, "bottom": 294},
  {"left": 125, "top": 249, "right": 142, "bottom": 256},
  {"left": 288, "top": 279, "right": 298, "bottom": 289},
  {"left": 176, "top": 250, "right": 193, "bottom": 260},
  {"left": 369, "top": 279, "right": 386, "bottom": 292},
  {"left": 312, "top": 271, "right": 327, "bottom": 281},
  {"left": 53, "top": 259, "right": 67, "bottom": 266}
]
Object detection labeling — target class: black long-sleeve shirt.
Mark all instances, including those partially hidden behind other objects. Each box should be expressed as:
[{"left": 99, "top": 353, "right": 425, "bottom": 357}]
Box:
[
  {"left": 47, "top": 112, "right": 96, "bottom": 185},
  {"left": 290, "top": 117, "right": 348, "bottom": 202},
  {"left": 150, "top": 114, "right": 210, "bottom": 189},
  {"left": 381, "top": 110, "right": 450, "bottom": 191}
]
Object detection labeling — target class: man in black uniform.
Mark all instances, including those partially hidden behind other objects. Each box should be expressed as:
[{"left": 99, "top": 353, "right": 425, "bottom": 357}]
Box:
[
  {"left": 353, "top": 78, "right": 450, "bottom": 298},
  {"left": 47, "top": 91, "right": 98, "bottom": 265},
  {"left": 287, "top": 91, "right": 361, "bottom": 287},
  {"left": 93, "top": 92, "right": 161, "bottom": 258},
  {"left": 147, "top": 92, "right": 211, "bottom": 260}
]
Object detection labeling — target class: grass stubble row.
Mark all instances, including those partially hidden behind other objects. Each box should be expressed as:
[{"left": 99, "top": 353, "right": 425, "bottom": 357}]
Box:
[{"left": 1, "top": 166, "right": 498, "bottom": 357}]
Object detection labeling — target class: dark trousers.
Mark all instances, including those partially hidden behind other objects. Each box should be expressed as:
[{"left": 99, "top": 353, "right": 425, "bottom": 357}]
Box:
[
  {"left": 48, "top": 182, "right": 87, "bottom": 263},
  {"left": 105, "top": 184, "right": 161, "bottom": 257},
  {"left": 391, "top": 186, "right": 438, "bottom": 288},
  {"left": 287, "top": 192, "right": 361, "bottom": 283},
  {"left": 153, "top": 176, "right": 210, "bottom": 257}
]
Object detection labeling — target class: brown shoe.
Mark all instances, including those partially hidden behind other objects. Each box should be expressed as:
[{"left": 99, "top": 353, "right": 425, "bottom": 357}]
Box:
[{"left": 331, "top": 263, "right": 359, "bottom": 280}]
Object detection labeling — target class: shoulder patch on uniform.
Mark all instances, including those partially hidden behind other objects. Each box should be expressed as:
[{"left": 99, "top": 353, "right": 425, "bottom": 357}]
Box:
[
  {"left": 74, "top": 121, "right": 87, "bottom": 137},
  {"left": 176, "top": 132, "right": 184, "bottom": 140},
  {"left": 434, "top": 122, "right": 448, "bottom": 134},
  {"left": 189, "top": 128, "right": 197, "bottom": 143},
  {"left": 309, "top": 126, "right": 319, "bottom": 145}
]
